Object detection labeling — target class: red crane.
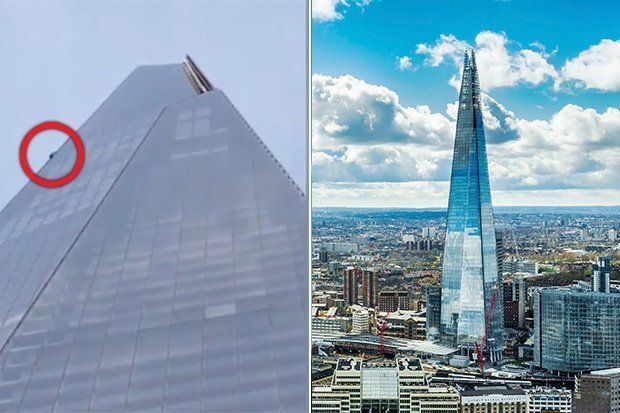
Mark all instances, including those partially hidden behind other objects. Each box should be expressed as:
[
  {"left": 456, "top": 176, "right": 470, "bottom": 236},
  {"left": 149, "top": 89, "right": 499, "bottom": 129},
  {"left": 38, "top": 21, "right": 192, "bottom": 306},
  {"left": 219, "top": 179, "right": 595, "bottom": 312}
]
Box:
[
  {"left": 375, "top": 308, "right": 391, "bottom": 354},
  {"left": 474, "top": 284, "right": 500, "bottom": 374}
]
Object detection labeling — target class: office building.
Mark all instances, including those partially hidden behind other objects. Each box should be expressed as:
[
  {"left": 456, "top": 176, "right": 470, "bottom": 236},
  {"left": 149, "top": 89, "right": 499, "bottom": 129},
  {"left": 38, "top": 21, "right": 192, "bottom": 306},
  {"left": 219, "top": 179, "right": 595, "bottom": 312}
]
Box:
[
  {"left": 503, "top": 278, "right": 526, "bottom": 328},
  {"left": 574, "top": 368, "right": 620, "bottom": 413},
  {"left": 526, "top": 387, "right": 571, "bottom": 413},
  {"left": 460, "top": 386, "right": 528, "bottom": 413},
  {"left": 361, "top": 268, "right": 379, "bottom": 307},
  {"left": 0, "top": 59, "right": 308, "bottom": 411},
  {"left": 312, "top": 316, "right": 351, "bottom": 333},
  {"left": 344, "top": 267, "right": 359, "bottom": 305},
  {"left": 503, "top": 259, "right": 538, "bottom": 275},
  {"left": 319, "top": 250, "right": 329, "bottom": 263},
  {"left": 439, "top": 51, "right": 504, "bottom": 359},
  {"left": 311, "top": 357, "right": 460, "bottom": 413},
  {"left": 379, "top": 290, "right": 409, "bottom": 312},
  {"left": 534, "top": 286, "right": 620, "bottom": 373},
  {"left": 422, "top": 227, "right": 437, "bottom": 239},
  {"left": 592, "top": 255, "right": 611, "bottom": 293},
  {"left": 426, "top": 286, "right": 442, "bottom": 340},
  {"left": 381, "top": 311, "right": 427, "bottom": 340},
  {"left": 351, "top": 309, "right": 370, "bottom": 335}
]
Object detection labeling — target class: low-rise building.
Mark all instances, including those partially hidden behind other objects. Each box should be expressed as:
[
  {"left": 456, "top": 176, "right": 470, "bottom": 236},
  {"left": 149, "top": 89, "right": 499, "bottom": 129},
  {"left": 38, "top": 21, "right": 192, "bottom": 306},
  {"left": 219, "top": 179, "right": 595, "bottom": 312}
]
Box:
[
  {"left": 526, "top": 386, "right": 571, "bottom": 413},
  {"left": 311, "top": 357, "right": 460, "bottom": 413},
  {"left": 460, "top": 386, "right": 528, "bottom": 413},
  {"left": 575, "top": 367, "right": 620, "bottom": 413}
]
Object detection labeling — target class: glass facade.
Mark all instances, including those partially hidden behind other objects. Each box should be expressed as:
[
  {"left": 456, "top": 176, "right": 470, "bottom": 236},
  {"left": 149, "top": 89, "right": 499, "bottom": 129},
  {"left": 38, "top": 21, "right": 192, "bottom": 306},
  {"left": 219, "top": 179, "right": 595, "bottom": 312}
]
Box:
[
  {"left": 534, "top": 287, "right": 620, "bottom": 373},
  {"left": 0, "top": 63, "right": 308, "bottom": 411},
  {"left": 440, "top": 51, "right": 504, "bottom": 357}
]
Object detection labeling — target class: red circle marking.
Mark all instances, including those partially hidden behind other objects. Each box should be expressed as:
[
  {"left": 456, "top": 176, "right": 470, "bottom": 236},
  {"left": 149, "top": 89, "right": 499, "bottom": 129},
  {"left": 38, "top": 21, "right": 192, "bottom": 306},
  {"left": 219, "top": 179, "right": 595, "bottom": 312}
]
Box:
[{"left": 19, "top": 121, "right": 85, "bottom": 188}]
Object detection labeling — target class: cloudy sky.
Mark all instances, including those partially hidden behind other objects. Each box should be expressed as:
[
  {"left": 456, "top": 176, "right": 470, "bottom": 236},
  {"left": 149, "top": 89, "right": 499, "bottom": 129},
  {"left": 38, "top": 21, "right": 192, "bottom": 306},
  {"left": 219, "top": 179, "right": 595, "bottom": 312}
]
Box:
[{"left": 312, "top": 0, "right": 620, "bottom": 207}]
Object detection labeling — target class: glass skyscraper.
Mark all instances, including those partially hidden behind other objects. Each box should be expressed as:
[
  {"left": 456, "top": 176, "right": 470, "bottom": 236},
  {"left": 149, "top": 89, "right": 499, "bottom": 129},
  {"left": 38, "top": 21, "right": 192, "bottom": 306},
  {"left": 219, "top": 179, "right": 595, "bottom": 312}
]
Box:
[
  {"left": 0, "top": 58, "right": 308, "bottom": 412},
  {"left": 439, "top": 51, "right": 504, "bottom": 360},
  {"left": 534, "top": 284, "right": 620, "bottom": 374}
]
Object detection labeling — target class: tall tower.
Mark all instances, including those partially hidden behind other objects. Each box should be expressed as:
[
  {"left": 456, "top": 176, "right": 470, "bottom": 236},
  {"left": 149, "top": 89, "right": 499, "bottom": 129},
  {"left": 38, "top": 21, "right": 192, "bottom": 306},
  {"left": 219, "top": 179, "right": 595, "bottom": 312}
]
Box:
[
  {"left": 344, "top": 267, "right": 358, "bottom": 305},
  {"left": 361, "top": 268, "right": 378, "bottom": 307},
  {"left": 439, "top": 51, "right": 504, "bottom": 360}
]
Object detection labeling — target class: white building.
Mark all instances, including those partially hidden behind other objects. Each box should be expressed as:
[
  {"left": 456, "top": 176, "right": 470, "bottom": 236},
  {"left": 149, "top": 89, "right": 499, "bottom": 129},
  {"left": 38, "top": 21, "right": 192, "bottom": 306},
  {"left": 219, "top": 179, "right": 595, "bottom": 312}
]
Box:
[
  {"left": 351, "top": 310, "right": 370, "bottom": 335},
  {"left": 312, "top": 316, "right": 350, "bottom": 333},
  {"left": 526, "top": 387, "right": 571, "bottom": 413}
]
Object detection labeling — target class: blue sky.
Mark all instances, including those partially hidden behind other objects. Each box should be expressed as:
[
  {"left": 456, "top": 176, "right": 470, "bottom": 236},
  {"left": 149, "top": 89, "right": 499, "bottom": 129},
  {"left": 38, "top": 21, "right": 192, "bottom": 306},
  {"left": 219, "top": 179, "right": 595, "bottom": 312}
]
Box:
[
  {"left": 0, "top": 0, "right": 306, "bottom": 210},
  {"left": 312, "top": 0, "right": 620, "bottom": 207}
]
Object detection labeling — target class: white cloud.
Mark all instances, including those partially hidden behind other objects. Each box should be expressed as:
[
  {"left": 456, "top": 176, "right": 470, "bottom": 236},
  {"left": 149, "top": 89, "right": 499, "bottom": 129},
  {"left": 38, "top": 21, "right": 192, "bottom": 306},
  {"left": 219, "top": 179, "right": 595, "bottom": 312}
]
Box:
[
  {"left": 312, "top": 182, "right": 620, "bottom": 208},
  {"left": 560, "top": 39, "right": 620, "bottom": 92},
  {"left": 313, "top": 74, "right": 454, "bottom": 149},
  {"left": 416, "top": 31, "right": 559, "bottom": 91},
  {"left": 397, "top": 56, "right": 414, "bottom": 71},
  {"left": 312, "top": 0, "right": 372, "bottom": 22},
  {"left": 312, "top": 73, "right": 620, "bottom": 206}
]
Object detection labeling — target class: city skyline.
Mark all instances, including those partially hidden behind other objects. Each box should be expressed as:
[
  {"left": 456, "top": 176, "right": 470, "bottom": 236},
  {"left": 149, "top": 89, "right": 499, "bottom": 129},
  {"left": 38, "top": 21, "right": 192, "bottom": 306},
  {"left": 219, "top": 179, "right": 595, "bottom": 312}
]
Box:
[{"left": 312, "top": 0, "right": 620, "bottom": 207}]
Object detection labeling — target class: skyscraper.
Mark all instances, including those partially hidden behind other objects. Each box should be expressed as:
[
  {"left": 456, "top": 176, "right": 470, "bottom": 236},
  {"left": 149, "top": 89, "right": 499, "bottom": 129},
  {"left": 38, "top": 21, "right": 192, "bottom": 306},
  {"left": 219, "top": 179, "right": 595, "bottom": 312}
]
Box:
[
  {"left": 0, "top": 58, "right": 307, "bottom": 412},
  {"left": 439, "top": 51, "right": 504, "bottom": 360}
]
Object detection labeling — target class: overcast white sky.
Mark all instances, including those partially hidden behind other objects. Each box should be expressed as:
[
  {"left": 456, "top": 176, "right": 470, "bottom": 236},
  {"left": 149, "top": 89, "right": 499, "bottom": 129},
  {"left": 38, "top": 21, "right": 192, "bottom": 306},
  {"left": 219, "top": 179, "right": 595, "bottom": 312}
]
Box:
[{"left": 0, "top": 0, "right": 307, "bottom": 210}]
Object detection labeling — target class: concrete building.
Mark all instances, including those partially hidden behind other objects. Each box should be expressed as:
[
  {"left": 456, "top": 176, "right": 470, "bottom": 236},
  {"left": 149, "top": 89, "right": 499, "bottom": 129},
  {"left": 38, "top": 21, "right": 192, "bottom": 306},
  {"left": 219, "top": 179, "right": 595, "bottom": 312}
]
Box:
[
  {"left": 312, "top": 316, "right": 351, "bottom": 333},
  {"left": 526, "top": 387, "right": 571, "bottom": 413},
  {"left": 574, "top": 368, "right": 620, "bottom": 413},
  {"left": 381, "top": 311, "right": 427, "bottom": 340},
  {"left": 422, "top": 227, "right": 437, "bottom": 239},
  {"left": 351, "top": 309, "right": 370, "bottom": 335},
  {"left": 311, "top": 357, "right": 460, "bottom": 413},
  {"left": 344, "top": 267, "right": 358, "bottom": 306},
  {"left": 379, "top": 290, "right": 409, "bottom": 312},
  {"left": 361, "top": 268, "right": 379, "bottom": 308},
  {"left": 426, "top": 286, "right": 441, "bottom": 340},
  {"left": 460, "top": 386, "right": 528, "bottom": 413},
  {"left": 503, "top": 277, "right": 526, "bottom": 328}
]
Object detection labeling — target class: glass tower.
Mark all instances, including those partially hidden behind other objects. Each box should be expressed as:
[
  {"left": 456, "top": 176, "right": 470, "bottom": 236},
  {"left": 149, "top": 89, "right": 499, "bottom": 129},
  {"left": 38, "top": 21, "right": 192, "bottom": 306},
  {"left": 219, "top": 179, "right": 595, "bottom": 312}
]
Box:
[
  {"left": 0, "top": 59, "right": 307, "bottom": 412},
  {"left": 439, "top": 51, "right": 504, "bottom": 360}
]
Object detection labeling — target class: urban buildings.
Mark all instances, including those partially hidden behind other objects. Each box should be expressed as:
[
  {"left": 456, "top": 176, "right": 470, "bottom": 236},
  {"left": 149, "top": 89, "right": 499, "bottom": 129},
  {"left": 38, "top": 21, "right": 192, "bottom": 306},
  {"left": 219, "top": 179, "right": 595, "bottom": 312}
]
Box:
[
  {"left": 351, "top": 308, "right": 370, "bottom": 335},
  {"left": 503, "top": 277, "right": 526, "bottom": 329},
  {"left": 438, "top": 51, "right": 504, "bottom": 359},
  {"left": 344, "top": 267, "right": 359, "bottom": 305},
  {"left": 460, "top": 386, "right": 528, "bottom": 413},
  {"left": 311, "top": 357, "right": 460, "bottom": 413},
  {"left": 525, "top": 387, "right": 572, "bottom": 413},
  {"left": 425, "top": 286, "right": 442, "bottom": 340},
  {"left": 361, "top": 268, "right": 379, "bottom": 307},
  {"left": 503, "top": 259, "right": 539, "bottom": 275},
  {"left": 378, "top": 290, "right": 409, "bottom": 312},
  {"left": 534, "top": 271, "right": 620, "bottom": 373},
  {"left": 574, "top": 367, "right": 620, "bottom": 413},
  {"left": 0, "top": 59, "right": 308, "bottom": 411},
  {"left": 592, "top": 255, "right": 611, "bottom": 293}
]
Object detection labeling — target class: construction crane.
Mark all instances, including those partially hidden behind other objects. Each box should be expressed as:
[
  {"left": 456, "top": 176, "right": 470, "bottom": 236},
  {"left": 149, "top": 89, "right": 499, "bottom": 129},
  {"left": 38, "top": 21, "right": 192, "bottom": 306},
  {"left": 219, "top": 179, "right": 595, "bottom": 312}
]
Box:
[
  {"left": 374, "top": 307, "right": 391, "bottom": 355},
  {"left": 474, "top": 284, "right": 500, "bottom": 374}
]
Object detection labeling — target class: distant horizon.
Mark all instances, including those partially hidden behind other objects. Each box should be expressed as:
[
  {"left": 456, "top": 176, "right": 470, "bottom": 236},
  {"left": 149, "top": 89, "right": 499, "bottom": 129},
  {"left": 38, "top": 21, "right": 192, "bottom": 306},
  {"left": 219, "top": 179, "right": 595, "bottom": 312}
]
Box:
[{"left": 313, "top": 205, "right": 620, "bottom": 210}]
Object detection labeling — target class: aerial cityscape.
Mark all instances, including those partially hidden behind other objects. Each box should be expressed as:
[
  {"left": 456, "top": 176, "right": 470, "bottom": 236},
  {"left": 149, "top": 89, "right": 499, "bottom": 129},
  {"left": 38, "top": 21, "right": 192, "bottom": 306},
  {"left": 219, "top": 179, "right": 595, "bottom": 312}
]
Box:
[{"left": 311, "top": 3, "right": 620, "bottom": 407}]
